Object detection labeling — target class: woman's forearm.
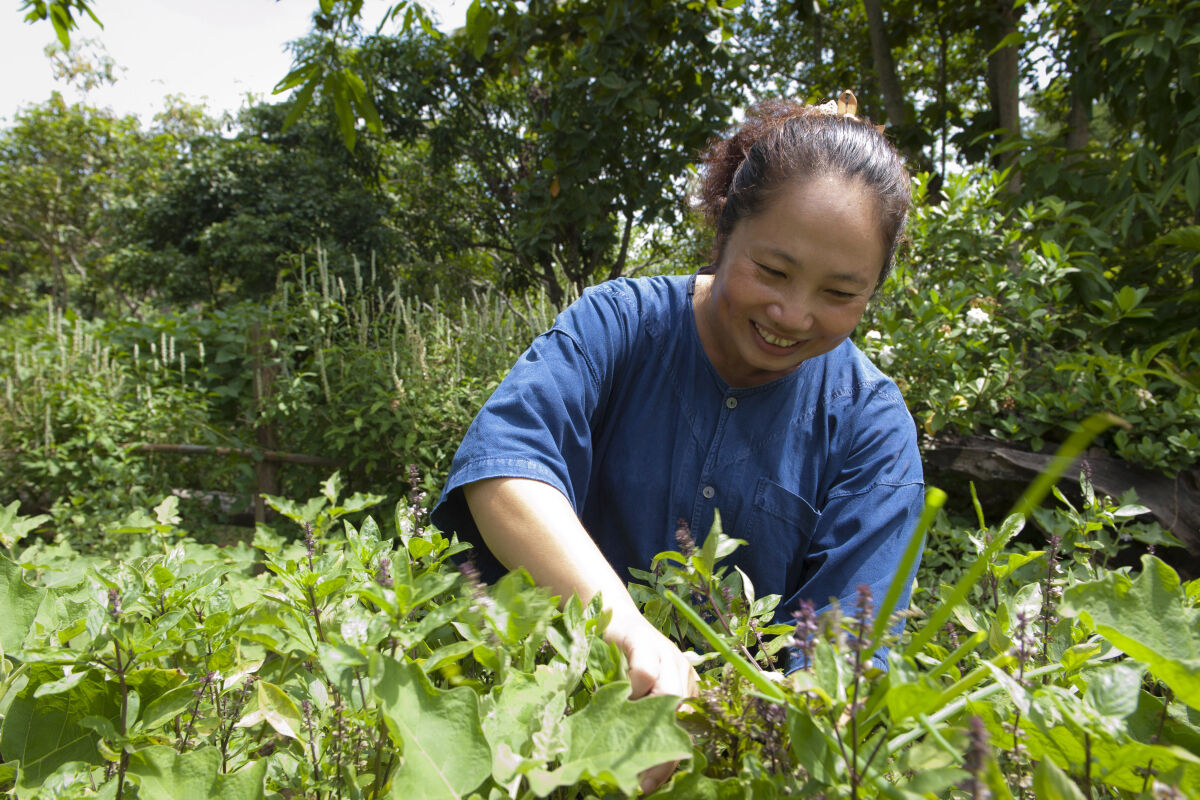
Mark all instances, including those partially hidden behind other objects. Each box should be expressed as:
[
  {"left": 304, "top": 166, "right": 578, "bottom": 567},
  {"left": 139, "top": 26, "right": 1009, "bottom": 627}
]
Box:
[{"left": 462, "top": 476, "right": 641, "bottom": 621}]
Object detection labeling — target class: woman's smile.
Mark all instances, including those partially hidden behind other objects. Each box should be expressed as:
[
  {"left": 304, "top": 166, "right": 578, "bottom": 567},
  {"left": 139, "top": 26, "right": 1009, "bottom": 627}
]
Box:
[{"left": 752, "top": 320, "right": 806, "bottom": 349}]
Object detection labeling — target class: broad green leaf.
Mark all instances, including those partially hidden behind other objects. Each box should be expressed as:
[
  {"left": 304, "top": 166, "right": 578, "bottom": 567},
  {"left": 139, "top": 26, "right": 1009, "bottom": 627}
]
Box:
[
  {"left": 0, "top": 555, "right": 46, "bottom": 653},
  {"left": 481, "top": 664, "right": 572, "bottom": 784},
  {"left": 1083, "top": 661, "right": 1144, "bottom": 719},
  {"left": 1033, "top": 758, "right": 1086, "bottom": 800},
  {"left": 235, "top": 680, "right": 303, "bottom": 740},
  {"left": 652, "top": 750, "right": 747, "bottom": 798},
  {"left": 1061, "top": 555, "right": 1200, "bottom": 710},
  {"left": 981, "top": 692, "right": 1200, "bottom": 797},
  {"left": 0, "top": 666, "right": 119, "bottom": 782},
  {"left": 127, "top": 746, "right": 266, "bottom": 800},
  {"left": 1153, "top": 225, "right": 1200, "bottom": 250},
  {"left": 32, "top": 668, "right": 89, "bottom": 699},
  {"left": 139, "top": 683, "right": 197, "bottom": 730},
  {"left": 0, "top": 501, "right": 51, "bottom": 551},
  {"left": 885, "top": 676, "right": 945, "bottom": 722},
  {"left": 525, "top": 682, "right": 692, "bottom": 796},
  {"left": 489, "top": 571, "right": 554, "bottom": 646},
  {"left": 904, "top": 766, "right": 971, "bottom": 795},
  {"left": 787, "top": 708, "right": 833, "bottom": 783},
  {"left": 372, "top": 656, "right": 490, "bottom": 800}
]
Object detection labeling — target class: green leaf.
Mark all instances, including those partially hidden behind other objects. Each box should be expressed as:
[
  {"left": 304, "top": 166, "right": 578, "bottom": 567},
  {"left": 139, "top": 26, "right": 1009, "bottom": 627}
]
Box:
[
  {"left": 787, "top": 708, "right": 833, "bottom": 782},
  {"left": 281, "top": 74, "right": 320, "bottom": 133},
  {"left": 0, "top": 666, "right": 120, "bottom": 782},
  {"left": 652, "top": 749, "right": 746, "bottom": 798},
  {"left": 1153, "top": 225, "right": 1200, "bottom": 250},
  {"left": 1033, "top": 758, "right": 1086, "bottom": 800},
  {"left": 524, "top": 681, "right": 692, "bottom": 796},
  {"left": 481, "top": 664, "right": 572, "bottom": 785},
  {"left": 1083, "top": 661, "right": 1144, "bottom": 719},
  {"left": 0, "top": 500, "right": 51, "bottom": 551},
  {"left": 0, "top": 555, "right": 46, "bottom": 654},
  {"left": 372, "top": 656, "right": 490, "bottom": 800},
  {"left": 235, "top": 681, "right": 304, "bottom": 740},
  {"left": 1061, "top": 555, "right": 1200, "bottom": 710},
  {"left": 127, "top": 746, "right": 266, "bottom": 800},
  {"left": 325, "top": 72, "right": 357, "bottom": 153},
  {"left": 139, "top": 683, "right": 198, "bottom": 730}
]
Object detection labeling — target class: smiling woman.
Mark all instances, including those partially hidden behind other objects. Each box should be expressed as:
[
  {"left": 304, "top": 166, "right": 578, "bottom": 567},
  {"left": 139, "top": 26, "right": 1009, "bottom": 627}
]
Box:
[
  {"left": 694, "top": 175, "right": 885, "bottom": 387},
  {"left": 430, "top": 92, "right": 923, "bottom": 792}
]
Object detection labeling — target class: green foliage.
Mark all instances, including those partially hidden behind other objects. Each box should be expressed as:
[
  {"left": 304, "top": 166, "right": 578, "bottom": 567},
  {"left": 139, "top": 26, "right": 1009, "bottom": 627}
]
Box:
[
  {"left": 0, "top": 304, "right": 223, "bottom": 547},
  {"left": 0, "top": 465, "right": 1194, "bottom": 799},
  {"left": 112, "top": 102, "right": 403, "bottom": 307},
  {"left": 17, "top": 0, "right": 100, "bottom": 49},
  {"left": 862, "top": 168, "right": 1200, "bottom": 474},
  {"left": 361, "top": 0, "right": 744, "bottom": 302},
  {"left": 1019, "top": 1, "right": 1200, "bottom": 330},
  {"left": 0, "top": 265, "right": 555, "bottom": 543},
  {"left": 0, "top": 94, "right": 166, "bottom": 316}
]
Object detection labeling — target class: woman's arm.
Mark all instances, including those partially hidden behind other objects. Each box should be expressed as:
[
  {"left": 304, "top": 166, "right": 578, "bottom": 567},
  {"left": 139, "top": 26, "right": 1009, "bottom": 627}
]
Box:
[{"left": 463, "top": 476, "right": 698, "bottom": 702}]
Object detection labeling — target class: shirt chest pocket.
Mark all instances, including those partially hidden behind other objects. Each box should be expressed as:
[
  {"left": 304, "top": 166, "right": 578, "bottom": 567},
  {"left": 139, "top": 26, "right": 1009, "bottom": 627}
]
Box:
[{"left": 745, "top": 478, "right": 821, "bottom": 596}]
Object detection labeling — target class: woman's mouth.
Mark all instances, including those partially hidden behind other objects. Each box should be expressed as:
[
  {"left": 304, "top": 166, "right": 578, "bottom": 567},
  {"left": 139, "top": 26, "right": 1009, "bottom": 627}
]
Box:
[{"left": 753, "top": 321, "right": 802, "bottom": 348}]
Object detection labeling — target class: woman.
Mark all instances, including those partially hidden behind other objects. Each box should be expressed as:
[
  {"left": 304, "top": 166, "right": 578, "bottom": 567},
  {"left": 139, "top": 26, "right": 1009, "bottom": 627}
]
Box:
[{"left": 431, "top": 92, "right": 923, "bottom": 740}]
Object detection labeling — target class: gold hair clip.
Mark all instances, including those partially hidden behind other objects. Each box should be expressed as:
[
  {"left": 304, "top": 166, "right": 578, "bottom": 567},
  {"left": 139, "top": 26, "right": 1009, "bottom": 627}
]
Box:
[
  {"left": 814, "top": 90, "right": 857, "bottom": 118},
  {"left": 816, "top": 89, "right": 885, "bottom": 132}
]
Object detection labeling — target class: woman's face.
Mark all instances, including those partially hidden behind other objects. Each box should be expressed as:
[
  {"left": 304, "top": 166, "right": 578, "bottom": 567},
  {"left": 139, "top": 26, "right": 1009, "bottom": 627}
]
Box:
[{"left": 696, "top": 174, "right": 886, "bottom": 388}]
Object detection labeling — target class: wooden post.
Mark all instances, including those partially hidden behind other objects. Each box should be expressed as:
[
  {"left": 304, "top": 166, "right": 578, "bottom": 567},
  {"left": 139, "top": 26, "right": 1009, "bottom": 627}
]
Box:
[{"left": 250, "top": 322, "right": 281, "bottom": 525}]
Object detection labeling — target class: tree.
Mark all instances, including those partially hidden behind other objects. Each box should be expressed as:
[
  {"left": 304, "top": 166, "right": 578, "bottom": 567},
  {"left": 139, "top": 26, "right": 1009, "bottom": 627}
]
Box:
[
  {"left": 113, "top": 101, "right": 404, "bottom": 306},
  {"left": 361, "top": 0, "right": 746, "bottom": 303},
  {"left": 0, "top": 93, "right": 157, "bottom": 315}
]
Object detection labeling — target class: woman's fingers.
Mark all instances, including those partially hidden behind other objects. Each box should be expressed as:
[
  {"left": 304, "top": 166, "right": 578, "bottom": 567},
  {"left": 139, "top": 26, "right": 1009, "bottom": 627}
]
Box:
[
  {"left": 638, "top": 759, "right": 679, "bottom": 794},
  {"left": 625, "top": 640, "right": 660, "bottom": 699},
  {"left": 618, "top": 622, "right": 698, "bottom": 700}
]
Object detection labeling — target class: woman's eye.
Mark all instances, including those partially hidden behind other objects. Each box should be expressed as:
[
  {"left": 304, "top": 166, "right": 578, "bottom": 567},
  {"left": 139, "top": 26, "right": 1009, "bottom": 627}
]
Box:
[
  {"left": 827, "top": 289, "right": 857, "bottom": 299},
  {"left": 756, "top": 262, "right": 785, "bottom": 278}
]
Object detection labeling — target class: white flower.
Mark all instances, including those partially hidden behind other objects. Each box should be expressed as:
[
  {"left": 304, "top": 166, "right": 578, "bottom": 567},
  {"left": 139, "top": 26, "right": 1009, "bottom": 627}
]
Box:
[
  {"left": 966, "top": 307, "right": 990, "bottom": 326},
  {"left": 878, "top": 344, "right": 896, "bottom": 368},
  {"left": 1134, "top": 388, "right": 1156, "bottom": 409},
  {"left": 864, "top": 330, "right": 882, "bottom": 341}
]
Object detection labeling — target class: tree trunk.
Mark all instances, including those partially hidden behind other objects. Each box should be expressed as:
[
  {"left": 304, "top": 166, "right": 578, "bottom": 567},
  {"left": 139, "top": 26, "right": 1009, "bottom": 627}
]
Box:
[
  {"left": 606, "top": 210, "right": 634, "bottom": 282},
  {"left": 982, "top": 0, "right": 1023, "bottom": 193},
  {"left": 861, "top": 0, "right": 934, "bottom": 179},
  {"left": 1065, "top": 90, "right": 1090, "bottom": 153},
  {"left": 862, "top": 0, "right": 908, "bottom": 128}
]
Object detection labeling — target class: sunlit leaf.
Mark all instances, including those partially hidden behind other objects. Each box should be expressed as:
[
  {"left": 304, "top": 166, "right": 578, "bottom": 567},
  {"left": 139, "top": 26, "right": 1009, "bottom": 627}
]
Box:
[
  {"left": 372, "top": 656, "right": 490, "bottom": 799},
  {"left": 127, "top": 746, "right": 266, "bottom": 800},
  {"left": 524, "top": 681, "right": 692, "bottom": 796},
  {"left": 1061, "top": 555, "right": 1200, "bottom": 710}
]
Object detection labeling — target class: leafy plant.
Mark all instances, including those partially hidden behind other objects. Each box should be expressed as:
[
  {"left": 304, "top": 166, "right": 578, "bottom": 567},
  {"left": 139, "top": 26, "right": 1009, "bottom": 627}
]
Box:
[{"left": 1, "top": 419, "right": 1195, "bottom": 799}]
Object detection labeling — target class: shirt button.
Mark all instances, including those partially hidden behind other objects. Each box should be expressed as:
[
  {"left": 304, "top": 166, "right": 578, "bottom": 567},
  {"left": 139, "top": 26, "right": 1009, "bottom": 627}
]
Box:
[
  {"left": 725, "top": 397, "right": 738, "bottom": 409},
  {"left": 702, "top": 485, "right": 715, "bottom": 499}
]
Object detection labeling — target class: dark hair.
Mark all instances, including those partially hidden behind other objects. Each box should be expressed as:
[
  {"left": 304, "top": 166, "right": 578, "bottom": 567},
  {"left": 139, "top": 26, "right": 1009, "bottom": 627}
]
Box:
[{"left": 696, "top": 96, "right": 911, "bottom": 287}]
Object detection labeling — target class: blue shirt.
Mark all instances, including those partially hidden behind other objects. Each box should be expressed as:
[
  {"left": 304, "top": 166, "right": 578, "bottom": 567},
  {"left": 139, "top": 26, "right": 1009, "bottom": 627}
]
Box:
[{"left": 432, "top": 275, "right": 924, "bottom": 669}]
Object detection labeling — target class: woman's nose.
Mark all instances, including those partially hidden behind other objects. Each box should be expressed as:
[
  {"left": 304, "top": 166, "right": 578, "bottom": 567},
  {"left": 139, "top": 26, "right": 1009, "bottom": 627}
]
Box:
[{"left": 766, "top": 297, "right": 815, "bottom": 333}]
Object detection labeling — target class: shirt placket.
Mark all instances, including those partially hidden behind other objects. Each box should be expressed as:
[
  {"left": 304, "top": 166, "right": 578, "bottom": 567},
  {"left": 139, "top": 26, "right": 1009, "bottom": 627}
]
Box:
[{"left": 690, "top": 390, "right": 741, "bottom": 534}]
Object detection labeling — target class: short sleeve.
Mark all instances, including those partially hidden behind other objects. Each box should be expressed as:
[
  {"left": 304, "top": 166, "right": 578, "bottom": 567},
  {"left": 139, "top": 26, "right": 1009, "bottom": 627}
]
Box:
[
  {"left": 782, "top": 385, "right": 925, "bottom": 672},
  {"left": 431, "top": 282, "right": 639, "bottom": 577}
]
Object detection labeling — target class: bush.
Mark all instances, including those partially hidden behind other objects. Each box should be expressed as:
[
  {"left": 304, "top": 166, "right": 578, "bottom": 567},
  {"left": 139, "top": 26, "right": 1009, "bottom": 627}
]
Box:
[{"left": 863, "top": 169, "right": 1200, "bottom": 476}]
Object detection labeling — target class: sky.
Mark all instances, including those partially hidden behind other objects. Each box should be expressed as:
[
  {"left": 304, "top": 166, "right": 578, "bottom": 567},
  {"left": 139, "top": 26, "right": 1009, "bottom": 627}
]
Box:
[{"left": 1, "top": 0, "right": 468, "bottom": 125}]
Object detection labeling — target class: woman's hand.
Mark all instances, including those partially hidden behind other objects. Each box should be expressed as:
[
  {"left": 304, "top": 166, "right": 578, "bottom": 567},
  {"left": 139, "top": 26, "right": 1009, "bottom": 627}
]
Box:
[
  {"left": 606, "top": 609, "right": 699, "bottom": 700},
  {"left": 605, "top": 610, "right": 699, "bottom": 794}
]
